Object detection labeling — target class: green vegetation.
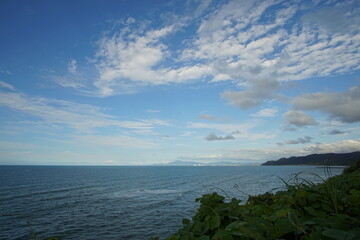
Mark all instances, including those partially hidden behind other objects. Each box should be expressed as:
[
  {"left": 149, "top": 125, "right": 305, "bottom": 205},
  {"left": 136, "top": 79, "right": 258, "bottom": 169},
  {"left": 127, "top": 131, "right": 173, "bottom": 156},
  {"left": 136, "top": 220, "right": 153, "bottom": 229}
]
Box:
[
  {"left": 261, "top": 151, "right": 360, "bottom": 166},
  {"left": 158, "top": 162, "right": 360, "bottom": 240}
]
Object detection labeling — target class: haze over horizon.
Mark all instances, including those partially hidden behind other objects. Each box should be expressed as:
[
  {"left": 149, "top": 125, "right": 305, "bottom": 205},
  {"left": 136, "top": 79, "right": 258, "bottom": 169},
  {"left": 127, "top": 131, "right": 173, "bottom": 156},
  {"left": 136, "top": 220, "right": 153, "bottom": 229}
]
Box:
[{"left": 0, "top": 0, "right": 360, "bottom": 165}]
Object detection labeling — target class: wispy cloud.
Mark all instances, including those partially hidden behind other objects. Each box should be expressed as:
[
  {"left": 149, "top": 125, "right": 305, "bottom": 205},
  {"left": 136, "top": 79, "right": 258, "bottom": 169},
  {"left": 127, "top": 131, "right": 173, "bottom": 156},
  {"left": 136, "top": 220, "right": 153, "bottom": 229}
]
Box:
[
  {"left": 179, "top": 139, "right": 360, "bottom": 163},
  {"left": 0, "top": 141, "right": 37, "bottom": 150},
  {"left": 251, "top": 107, "right": 279, "bottom": 117},
  {"left": 48, "top": 58, "right": 87, "bottom": 90},
  {"left": 188, "top": 121, "right": 253, "bottom": 134},
  {"left": 71, "top": 134, "right": 157, "bottom": 149},
  {"left": 93, "top": 22, "right": 210, "bottom": 96},
  {"left": 191, "top": 0, "right": 212, "bottom": 17},
  {"left": 197, "top": 113, "right": 228, "bottom": 122},
  {"left": 67, "top": 59, "right": 78, "bottom": 74},
  {"left": 186, "top": 0, "right": 360, "bottom": 107},
  {"left": 146, "top": 109, "right": 161, "bottom": 113},
  {"left": 0, "top": 69, "right": 13, "bottom": 75},
  {"left": 277, "top": 136, "right": 313, "bottom": 146},
  {"left": 198, "top": 114, "right": 216, "bottom": 121},
  {"left": 181, "top": 131, "right": 197, "bottom": 137},
  {"left": 0, "top": 87, "right": 170, "bottom": 133},
  {"left": 0, "top": 81, "right": 15, "bottom": 90},
  {"left": 48, "top": 0, "right": 359, "bottom": 102},
  {"left": 188, "top": 121, "right": 274, "bottom": 140}
]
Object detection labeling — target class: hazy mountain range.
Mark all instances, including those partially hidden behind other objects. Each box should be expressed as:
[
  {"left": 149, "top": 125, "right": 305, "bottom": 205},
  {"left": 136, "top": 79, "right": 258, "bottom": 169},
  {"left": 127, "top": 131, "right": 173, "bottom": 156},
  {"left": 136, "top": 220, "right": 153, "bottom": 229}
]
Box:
[
  {"left": 160, "top": 152, "right": 360, "bottom": 166},
  {"left": 158, "top": 160, "right": 258, "bottom": 166},
  {"left": 261, "top": 151, "right": 360, "bottom": 166}
]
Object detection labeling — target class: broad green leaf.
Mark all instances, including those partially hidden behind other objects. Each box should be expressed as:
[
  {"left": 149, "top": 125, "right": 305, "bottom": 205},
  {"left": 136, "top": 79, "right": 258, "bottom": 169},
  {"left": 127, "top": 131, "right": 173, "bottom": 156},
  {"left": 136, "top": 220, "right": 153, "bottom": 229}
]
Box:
[
  {"left": 225, "top": 221, "right": 247, "bottom": 231},
  {"left": 212, "top": 230, "right": 233, "bottom": 240},
  {"left": 197, "top": 235, "right": 209, "bottom": 240},
  {"left": 209, "top": 215, "right": 221, "bottom": 230},
  {"left": 275, "top": 208, "right": 291, "bottom": 217},
  {"left": 192, "top": 222, "right": 203, "bottom": 235},
  {"left": 202, "top": 220, "right": 209, "bottom": 235},
  {"left": 270, "top": 218, "right": 294, "bottom": 239},
  {"left": 182, "top": 218, "right": 191, "bottom": 225},
  {"left": 322, "top": 229, "right": 356, "bottom": 240},
  {"left": 304, "top": 206, "right": 327, "bottom": 217},
  {"left": 321, "top": 202, "right": 333, "bottom": 212}
]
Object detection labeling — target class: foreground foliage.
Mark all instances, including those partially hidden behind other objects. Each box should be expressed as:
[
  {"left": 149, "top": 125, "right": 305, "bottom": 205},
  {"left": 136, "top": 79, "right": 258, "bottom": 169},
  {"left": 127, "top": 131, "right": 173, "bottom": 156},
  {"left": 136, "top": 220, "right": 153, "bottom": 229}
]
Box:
[{"left": 161, "top": 164, "right": 360, "bottom": 240}]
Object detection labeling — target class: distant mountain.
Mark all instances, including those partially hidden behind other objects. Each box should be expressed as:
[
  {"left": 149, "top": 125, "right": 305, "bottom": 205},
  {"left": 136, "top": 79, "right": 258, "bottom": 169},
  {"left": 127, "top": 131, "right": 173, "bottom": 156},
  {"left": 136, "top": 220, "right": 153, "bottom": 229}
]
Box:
[
  {"left": 162, "top": 160, "right": 204, "bottom": 166},
  {"left": 161, "top": 160, "right": 258, "bottom": 166},
  {"left": 210, "top": 161, "right": 260, "bottom": 166},
  {"left": 261, "top": 151, "right": 360, "bottom": 166}
]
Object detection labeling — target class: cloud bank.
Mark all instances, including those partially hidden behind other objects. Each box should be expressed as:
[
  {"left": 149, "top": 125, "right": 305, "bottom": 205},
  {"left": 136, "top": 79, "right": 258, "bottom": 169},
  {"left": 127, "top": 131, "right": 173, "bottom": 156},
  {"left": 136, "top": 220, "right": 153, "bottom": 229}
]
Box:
[
  {"left": 51, "top": 0, "right": 360, "bottom": 99},
  {"left": 292, "top": 86, "right": 360, "bottom": 123}
]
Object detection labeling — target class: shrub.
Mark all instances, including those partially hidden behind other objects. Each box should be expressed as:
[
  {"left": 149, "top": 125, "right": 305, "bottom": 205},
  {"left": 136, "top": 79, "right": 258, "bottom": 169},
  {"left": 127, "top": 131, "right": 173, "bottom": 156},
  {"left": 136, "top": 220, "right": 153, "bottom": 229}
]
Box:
[{"left": 163, "top": 169, "right": 360, "bottom": 240}]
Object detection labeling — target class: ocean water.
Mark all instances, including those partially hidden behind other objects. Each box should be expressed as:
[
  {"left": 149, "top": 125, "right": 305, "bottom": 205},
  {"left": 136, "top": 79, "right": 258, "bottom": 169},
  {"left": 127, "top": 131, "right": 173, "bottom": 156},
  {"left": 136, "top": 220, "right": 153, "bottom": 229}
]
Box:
[{"left": 0, "top": 165, "right": 343, "bottom": 240}]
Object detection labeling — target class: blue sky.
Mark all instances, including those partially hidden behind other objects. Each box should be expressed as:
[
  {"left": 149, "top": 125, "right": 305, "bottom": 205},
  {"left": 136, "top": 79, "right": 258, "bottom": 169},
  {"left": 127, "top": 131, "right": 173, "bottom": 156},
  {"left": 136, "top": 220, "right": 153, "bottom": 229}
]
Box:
[{"left": 0, "top": 0, "right": 360, "bottom": 165}]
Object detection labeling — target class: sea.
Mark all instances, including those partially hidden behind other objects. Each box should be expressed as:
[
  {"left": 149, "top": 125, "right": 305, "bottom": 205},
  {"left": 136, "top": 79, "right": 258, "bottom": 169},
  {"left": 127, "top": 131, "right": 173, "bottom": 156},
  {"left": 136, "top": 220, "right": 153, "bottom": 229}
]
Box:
[{"left": 0, "top": 165, "right": 344, "bottom": 240}]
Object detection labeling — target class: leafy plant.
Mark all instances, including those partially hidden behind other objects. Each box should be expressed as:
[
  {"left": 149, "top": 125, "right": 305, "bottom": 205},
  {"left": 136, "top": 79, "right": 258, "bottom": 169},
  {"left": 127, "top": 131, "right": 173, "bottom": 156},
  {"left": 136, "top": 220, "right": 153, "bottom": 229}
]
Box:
[
  {"left": 343, "top": 158, "right": 360, "bottom": 174},
  {"left": 162, "top": 163, "right": 360, "bottom": 240}
]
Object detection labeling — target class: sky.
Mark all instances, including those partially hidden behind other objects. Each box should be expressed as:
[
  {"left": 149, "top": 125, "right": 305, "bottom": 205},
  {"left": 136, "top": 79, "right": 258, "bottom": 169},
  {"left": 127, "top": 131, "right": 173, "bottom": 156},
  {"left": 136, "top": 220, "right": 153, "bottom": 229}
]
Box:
[{"left": 0, "top": 0, "right": 360, "bottom": 165}]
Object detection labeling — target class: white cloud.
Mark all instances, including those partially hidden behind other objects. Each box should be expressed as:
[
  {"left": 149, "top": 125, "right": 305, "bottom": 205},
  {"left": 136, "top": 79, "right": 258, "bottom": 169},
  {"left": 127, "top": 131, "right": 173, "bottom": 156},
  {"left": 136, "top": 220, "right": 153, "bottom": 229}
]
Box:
[
  {"left": 251, "top": 107, "right": 279, "bottom": 117},
  {"left": 186, "top": 0, "right": 359, "bottom": 107},
  {"left": 0, "top": 81, "right": 15, "bottom": 90},
  {"left": 178, "top": 139, "right": 360, "bottom": 163},
  {"left": 222, "top": 79, "right": 279, "bottom": 109},
  {"left": 0, "top": 87, "right": 170, "bottom": 133},
  {"left": 304, "top": 139, "right": 360, "bottom": 154},
  {"left": 181, "top": 131, "right": 197, "bottom": 137},
  {"left": 188, "top": 121, "right": 274, "bottom": 140},
  {"left": 50, "top": 0, "right": 359, "bottom": 101},
  {"left": 50, "top": 75, "right": 86, "bottom": 89},
  {"left": 284, "top": 110, "right": 318, "bottom": 127},
  {"left": 292, "top": 86, "right": 360, "bottom": 123},
  {"left": 188, "top": 121, "right": 253, "bottom": 134},
  {"left": 302, "top": 3, "right": 360, "bottom": 34},
  {"left": 177, "top": 153, "right": 253, "bottom": 164},
  {"left": 93, "top": 22, "right": 212, "bottom": 96},
  {"left": 67, "top": 59, "right": 78, "bottom": 74},
  {"left": 72, "top": 134, "right": 156, "bottom": 149},
  {"left": 192, "top": 0, "right": 212, "bottom": 17},
  {"left": 146, "top": 109, "right": 161, "bottom": 113},
  {"left": 0, "top": 141, "right": 37, "bottom": 150},
  {"left": 48, "top": 59, "right": 86, "bottom": 90},
  {"left": 198, "top": 114, "right": 216, "bottom": 121}
]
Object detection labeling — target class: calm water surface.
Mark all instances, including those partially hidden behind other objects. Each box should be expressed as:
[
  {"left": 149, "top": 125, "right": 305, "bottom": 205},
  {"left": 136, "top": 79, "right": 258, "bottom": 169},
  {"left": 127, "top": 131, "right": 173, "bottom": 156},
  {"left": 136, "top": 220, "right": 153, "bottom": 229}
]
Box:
[{"left": 0, "top": 165, "right": 343, "bottom": 240}]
